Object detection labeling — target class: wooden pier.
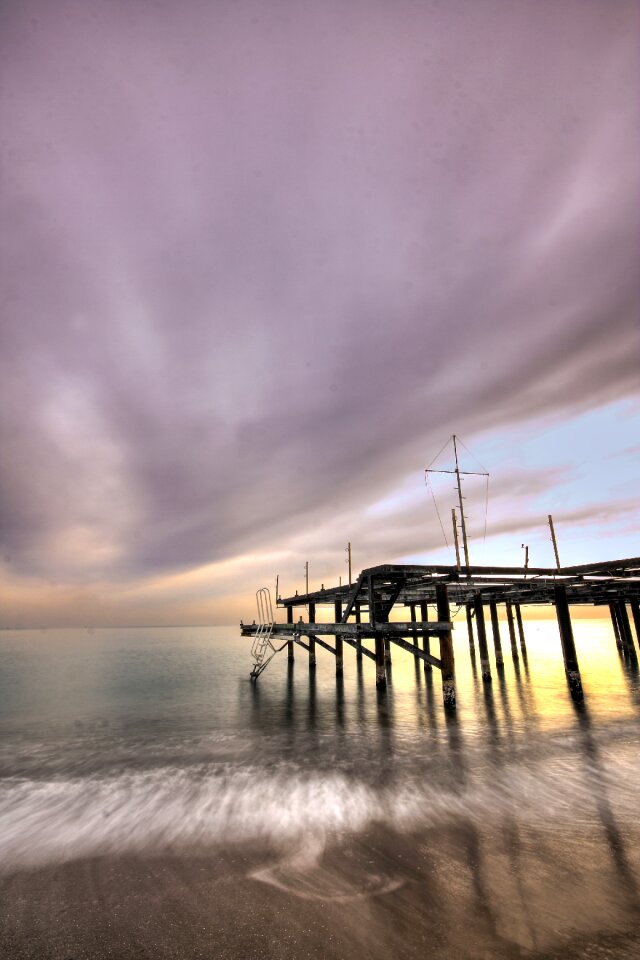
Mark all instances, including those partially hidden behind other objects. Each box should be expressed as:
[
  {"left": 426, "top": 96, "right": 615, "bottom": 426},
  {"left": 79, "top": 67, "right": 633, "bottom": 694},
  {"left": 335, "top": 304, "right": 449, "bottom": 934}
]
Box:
[{"left": 241, "top": 557, "right": 640, "bottom": 708}]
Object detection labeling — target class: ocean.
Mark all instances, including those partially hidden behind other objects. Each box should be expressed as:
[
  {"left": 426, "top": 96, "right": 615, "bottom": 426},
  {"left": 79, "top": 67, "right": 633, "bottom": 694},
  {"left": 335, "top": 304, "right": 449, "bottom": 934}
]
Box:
[{"left": 1, "top": 619, "right": 639, "bottom": 958}]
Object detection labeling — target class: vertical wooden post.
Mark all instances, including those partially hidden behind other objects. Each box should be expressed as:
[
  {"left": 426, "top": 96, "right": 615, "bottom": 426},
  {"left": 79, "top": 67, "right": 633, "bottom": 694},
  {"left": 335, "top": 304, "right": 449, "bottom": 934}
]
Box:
[
  {"left": 474, "top": 592, "right": 491, "bottom": 682},
  {"left": 355, "top": 602, "right": 362, "bottom": 661},
  {"left": 515, "top": 603, "right": 527, "bottom": 653},
  {"left": 466, "top": 603, "right": 475, "bottom": 648},
  {"left": 410, "top": 603, "right": 418, "bottom": 657},
  {"left": 506, "top": 602, "right": 519, "bottom": 660},
  {"left": 308, "top": 601, "right": 316, "bottom": 669},
  {"left": 436, "top": 583, "right": 455, "bottom": 709},
  {"left": 554, "top": 584, "right": 583, "bottom": 701},
  {"left": 375, "top": 635, "right": 386, "bottom": 688},
  {"left": 420, "top": 600, "right": 432, "bottom": 673},
  {"left": 287, "top": 604, "right": 294, "bottom": 661},
  {"left": 616, "top": 601, "right": 637, "bottom": 662},
  {"left": 334, "top": 599, "right": 344, "bottom": 675},
  {"left": 368, "top": 575, "right": 386, "bottom": 689},
  {"left": 489, "top": 600, "right": 504, "bottom": 667},
  {"left": 631, "top": 600, "right": 640, "bottom": 647},
  {"left": 609, "top": 602, "right": 623, "bottom": 650},
  {"left": 384, "top": 637, "right": 392, "bottom": 664}
]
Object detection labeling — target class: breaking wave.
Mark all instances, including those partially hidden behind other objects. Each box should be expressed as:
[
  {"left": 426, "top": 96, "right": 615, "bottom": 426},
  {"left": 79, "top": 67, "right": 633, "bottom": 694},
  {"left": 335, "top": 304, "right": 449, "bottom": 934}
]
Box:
[{"left": 1, "top": 740, "right": 639, "bottom": 873}]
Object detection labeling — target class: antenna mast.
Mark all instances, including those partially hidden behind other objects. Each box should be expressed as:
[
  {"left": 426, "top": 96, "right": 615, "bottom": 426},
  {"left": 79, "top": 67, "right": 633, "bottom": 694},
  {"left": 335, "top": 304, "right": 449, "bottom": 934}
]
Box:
[
  {"left": 425, "top": 435, "right": 489, "bottom": 570},
  {"left": 453, "top": 435, "right": 471, "bottom": 568}
]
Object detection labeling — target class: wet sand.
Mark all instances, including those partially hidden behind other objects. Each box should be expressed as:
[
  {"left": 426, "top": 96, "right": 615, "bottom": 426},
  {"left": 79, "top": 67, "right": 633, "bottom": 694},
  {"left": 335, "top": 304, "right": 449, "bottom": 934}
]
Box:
[{"left": 3, "top": 819, "right": 640, "bottom": 960}]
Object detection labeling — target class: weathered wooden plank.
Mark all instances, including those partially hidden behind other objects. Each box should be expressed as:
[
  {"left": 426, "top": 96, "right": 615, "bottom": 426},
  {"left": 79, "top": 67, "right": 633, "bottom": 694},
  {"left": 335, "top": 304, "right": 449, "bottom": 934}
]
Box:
[
  {"left": 389, "top": 635, "right": 442, "bottom": 669},
  {"left": 241, "top": 621, "right": 452, "bottom": 637}
]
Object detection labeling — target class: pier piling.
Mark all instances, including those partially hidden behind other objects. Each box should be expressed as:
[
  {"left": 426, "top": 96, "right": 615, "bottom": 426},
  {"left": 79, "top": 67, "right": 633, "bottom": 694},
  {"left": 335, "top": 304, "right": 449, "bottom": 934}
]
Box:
[
  {"left": 631, "top": 600, "right": 640, "bottom": 647},
  {"left": 554, "top": 584, "right": 583, "bottom": 701},
  {"left": 474, "top": 592, "right": 492, "bottom": 682},
  {"left": 436, "top": 583, "right": 456, "bottom": 709},
  {"left": 287, "top": 605, "right": 294, "bottom": 661},
  {"left": 308, "top": 602, "right": 317, "bottom": 669},
  {"left": 421, "top": 600, "right": 432, "bottom": 673},
  {"left": 515, "top": 604, "right": 527, "bottom": 654},
  {"left": 609, "top": 602, "right": 623, "bottom": 651},
  {"left": 616, "top": 601, "right": 637, "bottom": 663},
  {"left": 466, "top": 603, "right": 475, "bottom": 649},
  {"left": 489, "top": 600, "right": 504, "bottom": 667},
  {"left": 505, "top": 602, "right": 519, "bottom": 660}
]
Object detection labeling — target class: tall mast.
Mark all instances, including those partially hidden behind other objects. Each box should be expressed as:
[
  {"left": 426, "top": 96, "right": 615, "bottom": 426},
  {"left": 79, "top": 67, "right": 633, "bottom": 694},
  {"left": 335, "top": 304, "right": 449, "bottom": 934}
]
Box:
[{"left": 453, "top": 435, "right": 471, "bottom": 568}]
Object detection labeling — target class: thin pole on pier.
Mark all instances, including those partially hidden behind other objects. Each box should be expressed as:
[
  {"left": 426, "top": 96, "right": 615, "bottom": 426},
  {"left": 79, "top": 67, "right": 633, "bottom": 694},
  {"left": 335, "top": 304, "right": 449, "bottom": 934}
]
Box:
[
  {"left": 453, "top": 435, "right": 471, "bottom": 569},
  {"left": 436, "top": 583, "right": 456, "bottom": 709},
  {"left": 346, "top": 542, "right": 352, "bottom": 587},
  {"left": 548, "top": 514, "right": 561, "bottom": 569},
  {"left": 474, "top": 592, "right": 492, "bottom": 682},
  {"left": 305, "top": 562, "right": 309, "bottom": 596},
  {"left": 334, "top": 599, "right": 344, "bottom": 675},
  {"left": 452, "top": 508, "right": 461, "bottom": 570},
  {"left": 489, "top": 599, "right": 504, "bottom": 667},
  {"left": 554, "top": 584, "right": 583, "bottom": 701}
]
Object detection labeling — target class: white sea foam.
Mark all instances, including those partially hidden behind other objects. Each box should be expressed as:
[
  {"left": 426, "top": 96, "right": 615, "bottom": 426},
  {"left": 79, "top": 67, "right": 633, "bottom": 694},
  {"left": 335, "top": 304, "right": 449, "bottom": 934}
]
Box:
[{"left": 1, "top": 746, "right": 639, "bottom": 873}]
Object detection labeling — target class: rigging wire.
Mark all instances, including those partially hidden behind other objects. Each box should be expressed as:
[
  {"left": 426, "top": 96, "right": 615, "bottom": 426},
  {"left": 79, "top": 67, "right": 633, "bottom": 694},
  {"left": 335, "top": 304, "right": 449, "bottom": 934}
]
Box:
[
  {"left": 426, "top": 435, "right": 454, "bottom": 472},
  {"left": 425, "top": 471, "right": 449, "bottom": 548},
  {"left": 457, "top": 436, "right": 489, "bottom": 475},
  {"left": 483, "top": 475, "right": 489, "bottom": 543}
]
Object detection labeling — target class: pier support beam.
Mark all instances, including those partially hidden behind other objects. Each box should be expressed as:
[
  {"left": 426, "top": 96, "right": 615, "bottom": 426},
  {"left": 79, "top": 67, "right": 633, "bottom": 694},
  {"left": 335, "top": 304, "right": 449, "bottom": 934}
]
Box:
[
  {"left": 554, "top": 584, "right": 583, "bottom": 701},
  {"left": 515, "top": 603, "right": 527, "bottom": 654},
  {"left": 474, "top": 592, "right": 492, "bottom": 682},
  {"left": 375, "top": 635, "right": 386, "bottom": 688},
  {"left": 355, "top": 603, "right": 362, "bottom": 661},
  {"left": 609, "top": 602, "right": 623, "bottom": 651},
  {"left": 287, "top": 605, "right": 294, "bottom": 661},
  {"left": 368, "top": 575, "right": 387, "bottom": 689},
  {"left": 334, "top": 600, "right": 344, "bottom": 675},
  {"left": 308, "top": 602, "right": 317, "bottom": 669},
  {"left": 616, "top": 601, "right": 637, "bottom": 663},
  {"left": 631, "top": 600, "right": 640, "bottom": 647},
  {"left": 420, "top": 600, "right": 432, "bottom": 673},
  {"left": 506, "top": 602, "right": 519, "bottom": 660},
  {"left": 436, "top": 583, "right": 456, "bottom": 710},
  {"left": 410, "top": 603, "right": 418, "bottom": 659},
  {"left": 466, "top": 603, "right": 475, "bottom": 648},
  {"left": 489, "top": 600, "right": 504, "bottom": 667}
]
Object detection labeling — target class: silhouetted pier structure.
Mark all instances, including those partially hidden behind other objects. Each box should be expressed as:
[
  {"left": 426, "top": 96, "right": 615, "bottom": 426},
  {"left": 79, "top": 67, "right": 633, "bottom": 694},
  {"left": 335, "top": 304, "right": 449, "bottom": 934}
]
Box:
[{"left": 241, "top": 557, "right": 640, "bottom": 708}]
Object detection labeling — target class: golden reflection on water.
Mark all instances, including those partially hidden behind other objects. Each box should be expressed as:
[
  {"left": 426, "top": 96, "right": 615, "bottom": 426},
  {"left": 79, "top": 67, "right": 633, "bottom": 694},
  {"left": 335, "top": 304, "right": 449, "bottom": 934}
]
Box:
[{"left": 380, "top": 614, "right": 637, "bottom": 733}]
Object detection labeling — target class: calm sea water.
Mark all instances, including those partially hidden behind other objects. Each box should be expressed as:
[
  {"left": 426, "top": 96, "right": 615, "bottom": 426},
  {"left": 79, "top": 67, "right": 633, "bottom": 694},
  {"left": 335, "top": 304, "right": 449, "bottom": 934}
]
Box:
[{"left": 1, "top": 618, "right": 639, "bottom": 958}]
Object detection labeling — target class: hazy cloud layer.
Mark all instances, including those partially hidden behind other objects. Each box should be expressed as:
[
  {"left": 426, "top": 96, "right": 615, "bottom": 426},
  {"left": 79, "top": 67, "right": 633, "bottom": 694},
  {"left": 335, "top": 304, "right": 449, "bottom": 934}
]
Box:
[{"left": 1, "top": 0, "right": 639, "bottom": 615}]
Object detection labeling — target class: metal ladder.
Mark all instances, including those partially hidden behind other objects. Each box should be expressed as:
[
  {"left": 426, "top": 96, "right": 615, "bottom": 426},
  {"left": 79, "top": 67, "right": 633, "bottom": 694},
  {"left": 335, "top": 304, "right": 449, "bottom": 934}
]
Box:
[{"left": 250, "top": 587, "right": 286, "bottom": 680}]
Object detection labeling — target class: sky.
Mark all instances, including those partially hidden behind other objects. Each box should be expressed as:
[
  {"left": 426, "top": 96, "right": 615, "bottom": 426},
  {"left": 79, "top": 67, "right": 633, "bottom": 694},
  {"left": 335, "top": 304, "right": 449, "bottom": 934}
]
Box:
[{"left": 1, "top": 0, "right": 639, "bottom": 627}]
